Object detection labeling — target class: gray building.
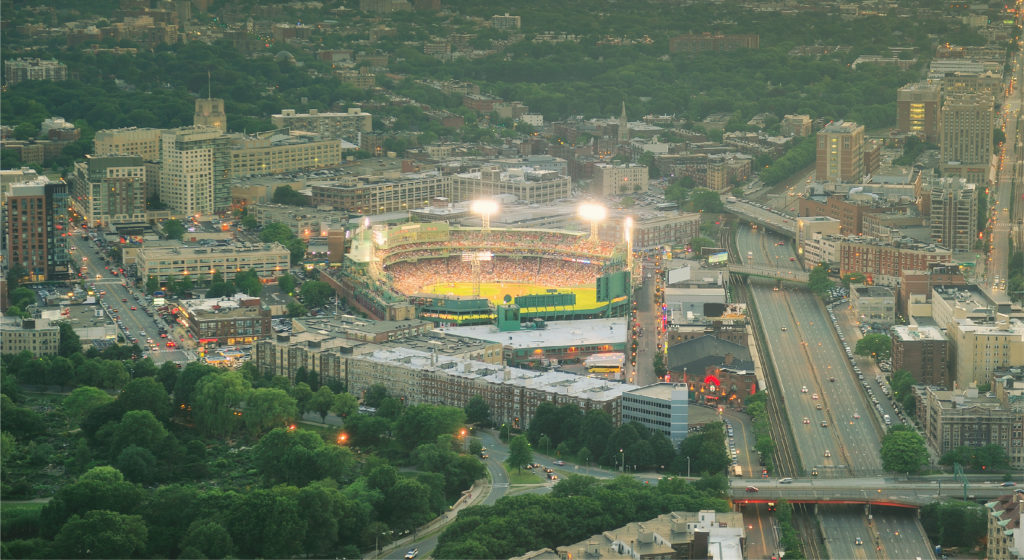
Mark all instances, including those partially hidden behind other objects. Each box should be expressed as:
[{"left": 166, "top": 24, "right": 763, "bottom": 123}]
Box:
[
  {"left": 622, "top": 383, "right": 689, "bottom": 446},
  {"left": 851, "top": 284, "right": 896, "bottom": 327}
]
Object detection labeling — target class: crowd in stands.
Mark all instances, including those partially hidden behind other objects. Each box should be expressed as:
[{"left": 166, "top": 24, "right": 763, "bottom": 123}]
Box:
[
  {"left": 378, "top": 229, "right": 617, "bottom": 264},
  {"left": 386, "top": 256, "right": 601, "bottom": 295}
]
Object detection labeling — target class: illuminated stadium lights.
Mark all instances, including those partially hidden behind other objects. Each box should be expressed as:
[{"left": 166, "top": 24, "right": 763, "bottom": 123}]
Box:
[
  {"left": 578, "top": 202, "right": 607, "bottom": 242},
  {"left": 624, "top": 216, "right": 634, "bottom": 272},
  {"left": 470, "top": 199, "right": 500, "bottom": 233}
]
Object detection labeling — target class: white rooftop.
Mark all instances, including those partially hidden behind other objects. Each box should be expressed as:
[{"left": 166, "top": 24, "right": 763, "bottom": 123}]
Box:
[{"left": 438, "top": 317, "right": 627, "bottom": 350}]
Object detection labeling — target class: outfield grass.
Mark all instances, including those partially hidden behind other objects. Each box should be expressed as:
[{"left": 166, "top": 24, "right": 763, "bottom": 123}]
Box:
[{"left": 421, "top": 282, "right": 602, "bottom": 311}]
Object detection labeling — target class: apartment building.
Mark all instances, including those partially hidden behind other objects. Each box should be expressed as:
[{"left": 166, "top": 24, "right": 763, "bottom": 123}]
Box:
[
  {"left": 838, "top": 236, "right": 952, "bottom": 286},
  {"left": 4, "top": 182, "right": 71, "bottom": 282},
  {"left": 311, "top": 173, "right": 450, "bottom": 215},
  {"left": 270, "top": 108, "right": 372, "bottom": 140},
  {"left": 949, "top": 317, "right": 1024, "bottom": 389},
  {"left": 892, "top": 324, "right": 951, "bottom": 388},
  {"left": 159, "top": 127, "right": 231, "bottom": 215},
  {"left": 897, "top": 82, "right": 941, "bottom": 142},
  {"left": 815, "top": 120, "right": 865, "bottom": 183},
  {"left": 70, "top": 155, "right": 148, "bottom": 226},
  {"left": 491, "top": 13, "right": 521, "bottom": 30},
  {"left": 593, "top": 163, "right": 649, "bottom": 196},
  {"left": 986, "top": 494, "right": 1024, "bottom": 560},
  {"left": 450, "top": 166, "right": 571, "bottom": 204},
  {"left": 136, "top": 242, "right": 290, "bottom": 284},
  {"left": 930, "top": 178, "right": 978, "bottom": 253},
  {"left": 915, "top": 385, "right": 1024, "bottom": 469},
  {"left": 0, "top": 317, "right": 60, "bottom": 356},
  {"left": 93, "top": 127, "right": 163, "bottom": 162},
  {"left": 4, "top": 58, "right": 67, "bottom": 85},
  {"left": 227, "top": 132, "right": 347, "bottom": 178},
  {"left": 798, "top": 194, "right": 886, "bottom": 235},
  {"left": 939, "top": 93, "right": 994, "bottom": 184},
  {"left": 781, "top": 114, "right": 812, "bottom": 137},
  {"left": 668, "top": 33, "right": 759, "bottom": 52}
]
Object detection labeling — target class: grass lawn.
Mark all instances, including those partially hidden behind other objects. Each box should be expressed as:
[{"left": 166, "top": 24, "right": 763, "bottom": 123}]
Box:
[
  {"left": 506, "top": 468, "right": 546, "bottom": 485},
  {"left": 1, "top": 502, "right": 45, "bottom": 516}
]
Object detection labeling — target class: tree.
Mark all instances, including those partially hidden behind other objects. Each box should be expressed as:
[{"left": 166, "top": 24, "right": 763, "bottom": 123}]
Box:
[
  {"left": 688, "top": 188, "right": 724, "bottom": 213},
  {"left": 855, "top": 333, "right": 892, "bottom": 361},
  {"left": 56, "top": 321, "right": 82, "bottom": 357},
  {"left": 180, "top": 519, "right": 234, "bottom": 559},
  {"left": 53, "top": 510, "right": 149, "bottom": 559},
  {"left": 193, "top": 371, "right": 251, "bottom": 438},
  {"left": 289, "top": 382, "right": 313, "bottom": 416},
  {"left": 278, "top": 273, "right": 296, "bottom": 295},
  {"left": 146, "top": 276, "right": 159, "bottom": 293},
  {"left": 162, "top": 219, "right": 186, "bottom": 241},
  {"left": 464, "top": 395, "right": 491, "bottom": 426},
  {"left": 689, "top": 236, "right": 717, "bottom": 254},
  {"left": 363, "top": 384, "right": 389, "bottom": 408},
  {"left": 39, "top": 466, "right": 144, "bottom": 538},
  {"left": 62, "top": 386, "right": 115, "bottom": 426},
  {"left": 99, "top": 409, "right": 170, "bottom": 459},
  {"left": 309, "top": 386, "right": 335, "bottom": 423},
  {"left": 889, "top": 369, "right": 916, "bottom": 417},
  {"left": 8, "top": 286, "right": 35, "bottom": 309},
  {"left": 233, "top": 268, "right": 263, "bottom": 297},
  {"left": 841, "top": 272, "right": 867, "bottom": 287},
  {"left": 332, "top": 392, "right": 359, "bottom": 419},
  {"left": 507, "top": 434, "right": 533, "bottom": 473},
  {"left": 807, "top": 264, "right": 834, "bottom": 296},
  {"left": 272, "top": 185, "right": 309, "bottom": 206},
  {"left": 117, "top": 377, "right": 172, "bottom": 422},
  {"left": 920, "top": 500, "right": 987, "bottom": 549},
  {"left": 299, "top": 280, "right": 334, "bottom": 309},
  {"left": 244, "top": 388, "right": 298, "bottom": 436},
  {"left": 286, "top": 301, "right": 309, "bottom": 317},
  {"left": 880, "top": 427, "right": 928, "bottom": 474}
]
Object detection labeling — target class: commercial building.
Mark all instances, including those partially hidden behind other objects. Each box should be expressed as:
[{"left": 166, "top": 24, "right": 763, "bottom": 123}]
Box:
[
  {"left": 815, "top": 120, "right": 865, "bottom": 183},
  {"left": 3, "top": 58, "right": 67, "bottom": 85},
  {"left": 914, "top": 385, "right": 1024, "bottom": 470},
  {"left": 838, "top": 236, "right": 952, "bottom": 286},
  {"left": 69, "top": 155, "right": 148, "bottom": 227},
  {"left": 4, "top": 181, "right": 71, "bottom": 282},
  {"left": 178, "top": 294, "right": 271, "bottom": 346},
  {"left": 159, "top": 127, "right": 235, "bottom": 215},
  {"left": 270, "top": 108, "right": 373, "bottom": 140},
  {"left": 986, "top": 494, "right": 1024, "bottom": 560},
  {"left": 621, "top": 383, "right": 689, "bottom": 446},
  {"left": 227, "top": 132, "right": 348, "bottom": 178},
  {"left": 0, "top": 317, "right": 60, "bottom": 356},
  {"left": 795, "top": 216, "right": 841, "bottom": 250},
  {"left": 311, "top": 172, "right": 450, "bottom": 215},
  {"left": 949, "top": 317, "right": 1024, "bottom": 389},
  {"left": 597, "top": 212, "right": 702, "bottom": 250},
  {"left": 892, "top": 324, "right": 951, "bottom": 387},
  {"left": 526, "top": 510, "right": 745, "bottom": 560},
  {"left": 897, "top": 82, "right": 941, "bottom": 142},
  {"left": 930, "top": 178, "right": 978, "bottom": 253},
  {"left": 851, "top": 285, "right": 896, "bottom": 327},
  {"left": 939, "top": 93, "right": 994, "bottom": 184},
  {"left": 92, "top": 127, "right": 163, "bottom": 162},
  {"left": 451, "top": 166, "right": 571, "bottom": 204},
  {"left": 135, "top": 242, "right": 290, "bottom": 284},
  {"left": 249, "top": 203, "right": 348, "bottom": 238},
  {"left": 592, "top": 163, "right": 649, "bottom": 196}
]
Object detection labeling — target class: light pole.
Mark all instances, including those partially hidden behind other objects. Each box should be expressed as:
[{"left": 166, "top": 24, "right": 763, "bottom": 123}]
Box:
[
  {"left": 579, "top": 202, "right": 608, "bottom": 243},
  {"left": 471, "top": 199, "right": 499, "bottom": 234},
  {"left": 687, "top": 456, "right": 691, "bottom": 478},
  {"left": 620, "top": 448, "right": 625, "bottom": 473},
  {"left": 624, "top": 216, "right": 634, "bottom": 272}
]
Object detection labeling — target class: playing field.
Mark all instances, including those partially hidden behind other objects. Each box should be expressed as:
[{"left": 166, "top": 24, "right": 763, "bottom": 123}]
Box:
[{"left": 420, "top": 281, "right": 603, "bottom": 311}]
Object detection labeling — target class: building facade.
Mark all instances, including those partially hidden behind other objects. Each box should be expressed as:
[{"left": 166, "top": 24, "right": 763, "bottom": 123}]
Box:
[
  {"left": 450, "top": 166, "right": 571, "bottom": 204},
  {"left": 815, "top": 120, "right": 865, "bottom": 183},
  {"left": 851, "top": 285, "right": 896, "bottom": 327},
  {"left": 228, "top": 133, "right": 347, "bottom": 178},
  {"left": 194, "top": 98, "right": 227, "bottom": 132},
  {"left": 136, "top": 242, "right": 290, "bottom": 283},
  {"left": 92, "top": 127, "right": 163, "bottom": 162},
  {"left": 781, "top": 114, "right": 812, "bottom": 137},
  {"left": 249, "top": 203, "right": 348, "bottom": 238},
  {"left": 311, "top": 173, "right": 450, "bottom": 215},
  {"left": 178, "top": 295, "right": 271, "bottom": 346},
  {"left": 668, "top": 33, "right": 759, "bottom": 53},
  {"left": 838, "top": 236, "right": 952, "bottom": 286},
  {"left": 593, "top": 163, "right": 649, "bottom": 196},
  {"left": 897, "top": 82, "right": 941, "bottom": 142},
  {"left": 4, "top": 58, "right": 67, "bottom": 85},
  {"left": 270, "top": 108, "right": 373, "bottom": 140},
  {"left": 622, "top": 383, "right": 689, "bottom": 446},
  {"left": 930, "top": 178, "right": 978, "bottom": 253},
  {"left": 70, "top": 155, "right": 148, "bottom": 226},
  {"left": 0, "top": 317, "right": 60, "bottom": 356},
  {"left": 949, "top": 318, "right": 1024, "bottom": 389},
  {"left": 4, "top": 182, "right": 71, "bottom": 282},
  {"left": 892, "top": 325, "right": 951, "bottom": 388},
  {"left": 915, "top": 385, "right": 1024, "bottom": 470},
  {"left": 939, "top": 93, "right": 994, "bottom": 184},
  {"left": 986, "top": 494, "right": 1024, "bottom": 560},
  {"left": 160, "top": 127, "right": 238, "bottom": 214}
]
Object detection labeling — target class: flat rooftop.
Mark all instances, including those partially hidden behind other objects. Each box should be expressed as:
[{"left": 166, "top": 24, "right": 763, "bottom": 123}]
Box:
[
  {"left": 438, "top": 317, "right": 627, "bottom": 350},
  {"left": 625, "top": 382, "right": 690, "bottom": 400},
  {"left": 892, "top": 325, "right": 946, "bottom": 342}
]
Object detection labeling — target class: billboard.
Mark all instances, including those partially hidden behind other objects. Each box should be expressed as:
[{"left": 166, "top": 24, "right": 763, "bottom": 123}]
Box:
[{"left": 708, "top": 252, "right": 729, "bottom": 264}]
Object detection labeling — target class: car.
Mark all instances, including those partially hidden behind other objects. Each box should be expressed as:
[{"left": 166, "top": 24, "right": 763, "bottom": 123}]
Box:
[
  {"left": 789, "top": 257, "right": 796, "bottom": 261},
  {"left": 829, "top": 376, "right": 836, "bottom": 382},
  {"left": 803, "top": 417, "right": 810, "bottom": 424},
  {"left": 855, "top": 537, "right": 863, "bottom": 545},
  {"left": 778, "top": 478, "right": 793, "bottom": 484},
  {"left": 853, "top": 413, "right": 861, "bottom": 419},
  {"left": 824, "top": 449, "right": 831, "bottom": 457},
  {"left": 130, "top": 306, "right": 137, "bottom": 310},
  {"left": 745, "top": 486, "right": 759, "bottom": 493},
  {"left": 811, "top": 468, "right": 819, "bottom": 476},
  {"left": 554, "top": 460, "right": 566, "bottom": 466},
  {"left": 781, "top": 326, "right": 787, "bottom": 331},
  {"left": 480, "top": 453, "right": 488, "bottom": 459},
  {"left": 812, "top": 393, "right": 819, "bottom": 400},
  {"left": 122, "top": 298, "right": 128, "bottom": 302},
  {"left": 1001, "top": 482, "right": 1017, "bottom": 487},
  {"left": 821, "top": 421, "right": 828, "bottom": 427},
  {"left": 404, "top": 549, "right": 419, "bottom": 559},
  {"left": 801, "top": 386, "right": 808, "bottom": 393},
  {"left": 543, "top": 467, "right": 553, "bottom": 473}
]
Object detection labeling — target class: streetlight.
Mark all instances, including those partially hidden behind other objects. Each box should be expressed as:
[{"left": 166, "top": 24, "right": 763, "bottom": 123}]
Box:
[
  {"left": 579, "top": 202, "right": 607, "bottom": 243},
  {"left": 624, "top": 216, "right": 634, "bottom": 272},
  {"left": 620, "top": 448, "right": 625, "bottom": 473},
  {"left": 686, "top": 456, "right": 691, "bottom": 478},
  {"left": 471, "top": 199, "right": 499, "bottom": 233}
]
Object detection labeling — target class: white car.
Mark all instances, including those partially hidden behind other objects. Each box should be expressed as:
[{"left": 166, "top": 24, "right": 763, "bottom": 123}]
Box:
[{"left": 801, "top": 386, "right": 808, "bottom": 393}]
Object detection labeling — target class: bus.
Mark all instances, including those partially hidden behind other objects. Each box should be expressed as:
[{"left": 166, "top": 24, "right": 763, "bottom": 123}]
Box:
[
  {"left": 733, "top": 465, "right": 742, "bottom": 477},
  {"left": 584, "top": 353, "right": 625, "bottom": 376}
]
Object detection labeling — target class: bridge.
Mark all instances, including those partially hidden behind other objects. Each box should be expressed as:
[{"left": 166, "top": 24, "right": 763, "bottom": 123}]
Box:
[
  {"left": 727, "top": 264, "right": 809, "bottom": 283},
  {"left": 722, "top": 197, "right": 798, "bottom": 237},
  {"left": 727, "top": 478, "right": 1015, "bottom": 508}
]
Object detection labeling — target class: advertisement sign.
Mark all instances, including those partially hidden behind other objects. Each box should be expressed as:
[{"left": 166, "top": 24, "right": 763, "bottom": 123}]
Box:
[{"left": 708, "top": 252, "right": 729, "bottom": 264}]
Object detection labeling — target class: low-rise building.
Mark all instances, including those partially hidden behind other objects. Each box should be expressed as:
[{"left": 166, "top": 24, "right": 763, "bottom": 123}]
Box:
[
  {"left": 451, "top": 166, "right": 571, "bottom": 204},
  {"left": 839, "top": 236, "right": 952, "bottom": 287},
  {"left": 795, "top": 216, "right": 841, "bottom": 252},
  {"left": 136, "top": 242, "right": 290, "bottom": 284},
  {"left": 914, "top": 385, "right": 1024, "bottom": 470},
  {"left": 177, "top": 294, "right": 272, "bottom": 347},
  {"left": 851, "top": 284, "right": 896, "bottom": 327},
  {"left": 986, "top": 493, "right": 1024, "bottom": 560},
  {"left": 228, "top": 132, "right": 350, "bottom": 177},
  {"left": 949, "top": 317, "right": 1024, "bottom": 389},
  {"left": 592, "top": 163, "right": 649, "bottom": 197},
  {"left": 781, "top": 114, "right": 812, "bottom": 137},
  {"left": 4, "top": 58, "right": 67, "bottom": 85},
  {"left": 0, "top": 317, "right": 60, "bottom": 356},
  {"left": 249, "top": 203, "right": 348, "bottom": 238},
  {"left": 622, "top": 383, "right": 689, "bottom": 446},
  {"left": 892, "top": 324, "right": 951, "bottom": 388},
  {"left": 270, "top": 108, "right": 372, "bottom": 140},
  {"left": 311, "top": 172, "right": 450, "bottom": 215}
]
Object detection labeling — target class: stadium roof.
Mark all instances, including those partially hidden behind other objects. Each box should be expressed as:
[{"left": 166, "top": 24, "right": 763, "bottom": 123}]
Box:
[{"left": 437, "top": 317, "right": 627, "bottom": 350}]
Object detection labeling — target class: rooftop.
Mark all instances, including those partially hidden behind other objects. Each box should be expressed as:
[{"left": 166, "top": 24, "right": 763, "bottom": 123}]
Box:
[
  {"left": 439, "top": 317, "right": 627, "bottom": 350},
  {"left": 892, "top": 324, "right": 946, "bottom": 342},
  {"left": 625, "top": 382, "right": 690, "bottom": 400}
]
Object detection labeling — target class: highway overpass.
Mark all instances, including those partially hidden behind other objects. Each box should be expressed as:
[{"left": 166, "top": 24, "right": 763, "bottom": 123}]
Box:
[
  {"left": 728, "top": 478, "right": 1017, "bottom": 508},
  {"left": 727, "top": 264, "right": 810, "bottom": 283},
  {"left": 722, "top": 197, "right": 798, "bottom": 237}
]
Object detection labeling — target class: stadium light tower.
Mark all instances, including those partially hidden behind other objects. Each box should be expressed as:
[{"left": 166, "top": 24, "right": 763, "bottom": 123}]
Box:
[
  {"left": 578, "top": 202, "right": 607, "bottom": 243},
  {"left": 471, "top": 199, "right": 500, "bottom": 233},
  {"left": 624, "top": 216, "right": 634, "bottom": 272}
]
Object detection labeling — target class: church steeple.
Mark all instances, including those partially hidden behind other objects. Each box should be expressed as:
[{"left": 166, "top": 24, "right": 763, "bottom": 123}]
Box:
[{"left": 618, "top": 101, "right": 629, "bottom": 143}]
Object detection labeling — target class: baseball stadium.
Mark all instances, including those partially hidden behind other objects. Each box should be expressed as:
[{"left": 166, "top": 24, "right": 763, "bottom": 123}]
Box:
[{"left": 326, "top": 221, "right": 634, "bottom": 327}]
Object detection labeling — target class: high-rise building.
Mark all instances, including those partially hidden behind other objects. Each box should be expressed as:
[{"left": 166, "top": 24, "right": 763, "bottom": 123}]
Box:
[
  {"left": 4, "top": 58, "right": 67, "bottom": 85},
  {"left": 929, "top": 178, "right": 978, "bottom": 252},
  {"left": 194, "top": 98, "right": 227, "bottom": 132},
  {"left": 897, "top": 82, "right": 941, "bottom": 142},
  {"left": 939, "top": 93, "right": 994, "bottom": 184},
  {"left": 93, "top": 127, "right": 163, "bottom": 162},
  {"left": 159, "top": 127, "right": 237, "bottom": 214},
  {"left": 815, "top": 120, "right": 865, "bottom": 183},
  {"left": 891, "top": 325, "right": 951, "bottom": 388},
  {"left": 4, "top": 181, "right": 71, "bottom": 282},
  {"left": 70, "top": 155, "right": 148, "bottom": 226}
]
